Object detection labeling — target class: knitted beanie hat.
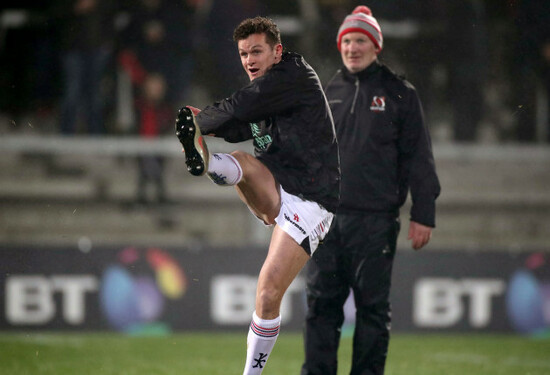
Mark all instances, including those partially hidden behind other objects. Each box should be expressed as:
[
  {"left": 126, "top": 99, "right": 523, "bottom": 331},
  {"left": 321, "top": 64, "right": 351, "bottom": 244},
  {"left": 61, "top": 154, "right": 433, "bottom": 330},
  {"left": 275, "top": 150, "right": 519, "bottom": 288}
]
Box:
[{"left": 336, "top": 5, "right": 383, "bottom": 53}]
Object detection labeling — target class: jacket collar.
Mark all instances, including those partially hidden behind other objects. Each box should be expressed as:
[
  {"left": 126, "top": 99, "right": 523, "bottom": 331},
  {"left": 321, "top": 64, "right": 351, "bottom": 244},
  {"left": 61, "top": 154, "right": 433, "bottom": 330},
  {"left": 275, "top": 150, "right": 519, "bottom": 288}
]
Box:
[{"left": 341, "top": 60, "right": 380, "bottom": 81}]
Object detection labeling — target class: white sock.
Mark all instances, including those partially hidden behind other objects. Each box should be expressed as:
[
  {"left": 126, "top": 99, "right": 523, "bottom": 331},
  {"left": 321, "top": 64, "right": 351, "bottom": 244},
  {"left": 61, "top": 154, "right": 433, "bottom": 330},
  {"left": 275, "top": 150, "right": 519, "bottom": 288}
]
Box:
[
  {"left": 207, "top": 153, "right": 243, "bottom": 186},
  {"left": 242, "top": 311, "right": 280, "bottom": 375}
]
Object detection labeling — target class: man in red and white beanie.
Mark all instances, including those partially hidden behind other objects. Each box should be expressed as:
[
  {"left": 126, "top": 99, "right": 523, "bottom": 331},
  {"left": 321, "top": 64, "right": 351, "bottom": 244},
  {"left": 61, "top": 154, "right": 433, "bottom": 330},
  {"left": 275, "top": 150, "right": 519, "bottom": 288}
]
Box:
[
  {"left": 336, "top": 5, "right": 383, "bottom": 53},
  {"left": 302, "top": 4, "right": 440, "bottom": 375}
]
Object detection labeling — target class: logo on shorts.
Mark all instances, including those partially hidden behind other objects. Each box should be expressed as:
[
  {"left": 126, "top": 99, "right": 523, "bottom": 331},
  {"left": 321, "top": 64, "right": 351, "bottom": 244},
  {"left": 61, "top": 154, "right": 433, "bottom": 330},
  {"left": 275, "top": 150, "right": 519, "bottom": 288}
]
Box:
[
  {"left": 370, "top": 96, "right": 386, "bottom": 112},
  {"left": 284, "top": 213, "right": 306, "bottom": 235},
  {"left": 312, "top": 216, "right": 332, "bottom": 241},
  {"left": 293, "top": 214, "right": 299, "bottom": 222}
]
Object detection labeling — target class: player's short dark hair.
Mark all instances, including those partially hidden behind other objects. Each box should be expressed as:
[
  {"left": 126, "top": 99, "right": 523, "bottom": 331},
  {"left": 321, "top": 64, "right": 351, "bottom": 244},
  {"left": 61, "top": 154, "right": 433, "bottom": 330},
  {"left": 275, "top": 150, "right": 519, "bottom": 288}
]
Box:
[{"left": 233, "top": 16, "right": 281, "bottom": 47}]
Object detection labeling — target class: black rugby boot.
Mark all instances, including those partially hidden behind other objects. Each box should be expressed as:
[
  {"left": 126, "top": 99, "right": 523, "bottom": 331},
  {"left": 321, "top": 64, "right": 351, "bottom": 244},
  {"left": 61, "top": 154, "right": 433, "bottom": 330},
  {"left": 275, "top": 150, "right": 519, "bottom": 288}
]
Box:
[{"left": 175, "top": 107, "right": 209, "bottom": 176}]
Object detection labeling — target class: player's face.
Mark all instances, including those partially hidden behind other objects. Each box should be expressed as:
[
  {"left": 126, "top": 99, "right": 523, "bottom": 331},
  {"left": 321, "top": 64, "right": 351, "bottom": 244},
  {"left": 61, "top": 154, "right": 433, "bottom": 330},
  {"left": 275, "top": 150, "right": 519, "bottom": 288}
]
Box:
[
  {"left": 238, "top": 33, "right": 282, "bottom": 81},
  {"left": 340, "top": 32, "right": 377, "bottom": 74}
]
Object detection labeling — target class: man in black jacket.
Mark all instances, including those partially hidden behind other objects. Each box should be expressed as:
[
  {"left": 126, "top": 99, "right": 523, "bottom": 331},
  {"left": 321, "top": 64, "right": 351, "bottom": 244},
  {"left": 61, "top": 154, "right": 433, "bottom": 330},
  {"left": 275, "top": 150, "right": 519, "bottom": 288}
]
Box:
[
  {"left": 301, "top": 6, "right": 440, "bottom": 375},
  {"left": 175, "top": 16, "right": 340, "bottom": 375}
]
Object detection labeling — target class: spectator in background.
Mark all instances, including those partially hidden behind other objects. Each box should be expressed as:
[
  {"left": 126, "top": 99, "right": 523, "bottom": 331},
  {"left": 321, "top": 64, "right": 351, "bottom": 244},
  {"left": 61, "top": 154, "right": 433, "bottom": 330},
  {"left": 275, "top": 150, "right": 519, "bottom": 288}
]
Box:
[
  {"left": 301, "top": 6, "right": 440, "bottom": 375},
  {"left": 51, "top": 0, "right": 116, "bottom": 135},
  {"left": 510, "top": 0, "right": 550, "bottom": 142},
  {"left": 135, "top": 73, "right": 173, "bottom": 204},
  {"left": 116, "top": 0, "right": 197, "bottom": 202},
  {"left": 118, "top": 0, "right": 195, "bottom": 108}
]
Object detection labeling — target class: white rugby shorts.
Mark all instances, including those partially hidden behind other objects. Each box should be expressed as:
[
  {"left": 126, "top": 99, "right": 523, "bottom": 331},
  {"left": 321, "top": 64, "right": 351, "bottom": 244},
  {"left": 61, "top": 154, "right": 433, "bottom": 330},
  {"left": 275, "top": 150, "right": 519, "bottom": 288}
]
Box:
[{"left": 274, "top": 186, "right": 334, "bottom": 255}]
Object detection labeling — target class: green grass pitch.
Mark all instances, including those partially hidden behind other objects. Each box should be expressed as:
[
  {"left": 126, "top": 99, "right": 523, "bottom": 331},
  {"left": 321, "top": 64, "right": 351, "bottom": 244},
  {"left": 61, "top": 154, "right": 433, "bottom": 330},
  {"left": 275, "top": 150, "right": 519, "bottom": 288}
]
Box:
[{"left": 1, "top": 332, "right": 549, "bottom": 375}]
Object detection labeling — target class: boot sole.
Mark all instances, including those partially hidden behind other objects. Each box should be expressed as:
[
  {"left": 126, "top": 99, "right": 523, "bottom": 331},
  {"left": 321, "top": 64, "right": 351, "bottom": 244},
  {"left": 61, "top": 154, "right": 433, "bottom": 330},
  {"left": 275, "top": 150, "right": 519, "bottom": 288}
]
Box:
[{"left": 176, "top": 108, "right": 209, "bottom": 176}]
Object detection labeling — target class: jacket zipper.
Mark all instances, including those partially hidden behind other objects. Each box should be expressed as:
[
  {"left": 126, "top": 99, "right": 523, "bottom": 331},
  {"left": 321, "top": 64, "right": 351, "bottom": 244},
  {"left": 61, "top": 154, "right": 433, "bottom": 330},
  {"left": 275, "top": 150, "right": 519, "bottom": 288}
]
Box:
[{"left": 351, "top": 77, "right": 360, "bottom": 114}]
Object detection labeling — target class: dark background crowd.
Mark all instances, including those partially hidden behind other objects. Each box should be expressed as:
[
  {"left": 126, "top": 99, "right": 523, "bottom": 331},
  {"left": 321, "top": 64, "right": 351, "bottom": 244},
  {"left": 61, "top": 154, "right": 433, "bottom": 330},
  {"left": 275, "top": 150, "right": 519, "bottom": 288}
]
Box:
[{"left": 0, "top": 0, "right": 549, "bottom": 143}]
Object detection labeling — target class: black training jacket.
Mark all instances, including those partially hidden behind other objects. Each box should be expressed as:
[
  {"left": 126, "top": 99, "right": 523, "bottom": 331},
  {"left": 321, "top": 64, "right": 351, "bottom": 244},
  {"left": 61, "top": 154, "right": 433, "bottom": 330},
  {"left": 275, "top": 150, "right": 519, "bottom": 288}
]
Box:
[
  {"left": 196, "top": 52, "right": 341, "bottom": 212},
  {"left": 325, "top": 61, "right": 440, "bottom": 226}
]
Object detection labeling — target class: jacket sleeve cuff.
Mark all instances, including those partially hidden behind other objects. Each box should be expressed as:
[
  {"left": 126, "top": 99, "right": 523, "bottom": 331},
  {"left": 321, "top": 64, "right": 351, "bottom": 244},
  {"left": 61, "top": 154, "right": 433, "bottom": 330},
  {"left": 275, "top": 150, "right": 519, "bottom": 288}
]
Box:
[{"left": 410, "top": 200, "right": 436, "bottom": 228}]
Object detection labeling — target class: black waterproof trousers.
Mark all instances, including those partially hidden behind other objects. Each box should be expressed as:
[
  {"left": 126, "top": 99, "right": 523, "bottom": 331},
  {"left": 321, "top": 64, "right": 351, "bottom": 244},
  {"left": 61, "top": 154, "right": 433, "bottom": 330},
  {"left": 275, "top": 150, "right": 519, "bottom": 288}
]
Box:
[{"left": 301, "top": 212, "right": 400, "bottom": 375}]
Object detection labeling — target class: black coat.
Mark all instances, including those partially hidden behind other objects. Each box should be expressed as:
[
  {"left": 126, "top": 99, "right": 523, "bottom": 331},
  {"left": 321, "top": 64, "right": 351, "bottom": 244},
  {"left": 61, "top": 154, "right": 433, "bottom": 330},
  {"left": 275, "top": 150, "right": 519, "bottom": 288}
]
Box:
[
  {"left": 325, "top": 61, "right": 440, "bottom": 226},
  {"left": 196, "top": 52, "right": 341, "bottom": 212}
]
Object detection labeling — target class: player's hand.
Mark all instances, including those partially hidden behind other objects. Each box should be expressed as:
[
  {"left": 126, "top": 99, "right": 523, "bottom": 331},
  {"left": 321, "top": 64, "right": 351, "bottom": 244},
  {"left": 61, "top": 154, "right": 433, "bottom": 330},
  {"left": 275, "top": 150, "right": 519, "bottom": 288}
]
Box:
[
  {"left": 186, "top": 105, "right": 201, "bottom": 116},
  {"left": 408, "top": 221, "right": 432, "bottom": 251},
  {"left": 183, "top": 106, "right": 216, "bottom": 136}
]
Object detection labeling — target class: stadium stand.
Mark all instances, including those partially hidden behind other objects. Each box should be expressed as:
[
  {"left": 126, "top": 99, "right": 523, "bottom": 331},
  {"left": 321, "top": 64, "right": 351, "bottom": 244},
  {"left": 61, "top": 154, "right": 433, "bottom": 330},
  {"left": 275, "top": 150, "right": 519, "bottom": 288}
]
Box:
[{"left": 1, "top": 136, "right": 549, "bottom": 252}]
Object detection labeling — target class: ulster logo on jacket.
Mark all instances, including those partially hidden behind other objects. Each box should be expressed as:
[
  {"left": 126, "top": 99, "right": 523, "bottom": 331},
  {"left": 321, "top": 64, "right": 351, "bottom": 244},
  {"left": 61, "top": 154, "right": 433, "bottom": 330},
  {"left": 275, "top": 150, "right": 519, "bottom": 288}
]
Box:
[{"left": 370, "top": 96, "right": 386, "bottom": 112}]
